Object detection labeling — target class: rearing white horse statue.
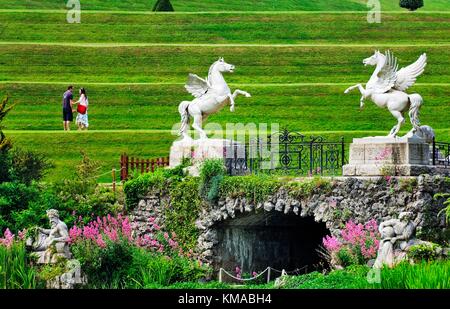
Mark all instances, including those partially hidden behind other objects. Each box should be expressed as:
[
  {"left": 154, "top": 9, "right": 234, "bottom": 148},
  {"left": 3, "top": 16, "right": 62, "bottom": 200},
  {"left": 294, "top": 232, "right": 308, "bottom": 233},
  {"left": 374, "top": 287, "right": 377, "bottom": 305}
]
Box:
[
  {"left": 178, "top": 58, "right": 251, "bottom": 140},
  {"left": 344, "top": 50, "right": 427, "bottom": 137}
]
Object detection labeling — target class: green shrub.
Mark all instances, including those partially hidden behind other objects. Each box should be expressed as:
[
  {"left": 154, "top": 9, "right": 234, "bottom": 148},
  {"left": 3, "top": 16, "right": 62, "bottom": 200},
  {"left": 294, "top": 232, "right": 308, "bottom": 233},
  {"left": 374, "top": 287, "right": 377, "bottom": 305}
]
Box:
[
  {"left": 336, "top": 247, "right": 358, "bottom": 267},
  {"left": 8, "top": 148, "right": 53, "bottom": 185},
  {"left": 408, "top": 243, "right": 441, "bottom": 262},
  {"left": 219, "top": 174, "right": 281, "bottom": 204},
  {"left": 0, "top": 241, "right": 38, "bottom": 289},
  {"left": 286, "top": 177, "right": 332, "bottom": 200},
  {"left": 152, "top": 0, "right": 174, "bottom": 12},
  {"left": 123, "top": 164, "right": 186, "bottom": 210},
  {"left": 72, "top": 238, "right": 134, "bottom": 289},
  {"left": 165, "top": 177, "right": 202, "bottom": 250},
  {"left": 0, "top": 96, "right": 13, "bottom": 154},
  {"left": 284, "top": 266, "right": 370, "bottom": 289},
  {"left": 399, "top": 0, "right": 424, "bottom": 11},
  {"left": 199, "top": 159, "right": 226, "bottom": 202}
]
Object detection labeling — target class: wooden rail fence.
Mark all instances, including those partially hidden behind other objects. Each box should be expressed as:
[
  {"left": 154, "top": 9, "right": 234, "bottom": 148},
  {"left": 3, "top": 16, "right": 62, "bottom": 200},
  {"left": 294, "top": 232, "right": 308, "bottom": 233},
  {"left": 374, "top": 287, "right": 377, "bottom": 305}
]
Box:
[{"left": 120, "top": 153, "right": 169, "bottom": 181}]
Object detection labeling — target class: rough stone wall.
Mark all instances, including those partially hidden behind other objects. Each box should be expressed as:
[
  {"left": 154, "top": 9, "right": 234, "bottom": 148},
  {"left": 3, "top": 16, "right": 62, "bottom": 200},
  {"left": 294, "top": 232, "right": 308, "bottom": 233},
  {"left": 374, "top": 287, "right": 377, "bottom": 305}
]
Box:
[{"left": 131, "top": 175, "right": 450, "bottom": 265}]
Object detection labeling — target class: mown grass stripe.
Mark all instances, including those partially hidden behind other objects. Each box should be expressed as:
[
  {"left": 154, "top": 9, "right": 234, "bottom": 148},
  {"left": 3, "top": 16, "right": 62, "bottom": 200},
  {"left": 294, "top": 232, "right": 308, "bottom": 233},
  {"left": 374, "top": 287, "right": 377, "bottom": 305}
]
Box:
[
  {"left": 5, "top": 129, "right": 450, "bottom": 134},
  {"left": 0, "top": 9, "right": 449, "bottom": 15},
  {"left": 0, "top": 81, "right": 449, "bottom": 87},
  {"left": 1, "top": 42, "right": 448, "bottom": 48}
]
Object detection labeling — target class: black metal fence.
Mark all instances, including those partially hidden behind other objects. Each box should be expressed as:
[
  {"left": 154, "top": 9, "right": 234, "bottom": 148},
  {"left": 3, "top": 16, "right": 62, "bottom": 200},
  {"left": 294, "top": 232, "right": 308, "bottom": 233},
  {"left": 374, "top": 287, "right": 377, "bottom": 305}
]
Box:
[
  {"left": 432, "top": 138, "right": 450, "bottom": 167},
  {"left": 225, "top": 129, "right": 346, "bottom": 176}
]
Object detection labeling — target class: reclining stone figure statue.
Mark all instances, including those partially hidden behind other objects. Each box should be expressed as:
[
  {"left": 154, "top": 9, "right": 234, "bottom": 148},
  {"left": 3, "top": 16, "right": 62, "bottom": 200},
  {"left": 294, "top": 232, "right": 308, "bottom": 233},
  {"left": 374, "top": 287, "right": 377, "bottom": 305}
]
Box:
[{"left": 26, "top": 209, "right": 71, "bottom": 264}]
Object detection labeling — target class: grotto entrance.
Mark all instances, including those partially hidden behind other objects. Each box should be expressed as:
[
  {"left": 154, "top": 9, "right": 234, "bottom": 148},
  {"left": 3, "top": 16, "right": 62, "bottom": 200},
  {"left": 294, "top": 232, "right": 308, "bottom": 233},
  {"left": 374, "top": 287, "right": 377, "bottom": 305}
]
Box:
[{"left": 212, "top": 211, "right": 329, "bottom": 277}]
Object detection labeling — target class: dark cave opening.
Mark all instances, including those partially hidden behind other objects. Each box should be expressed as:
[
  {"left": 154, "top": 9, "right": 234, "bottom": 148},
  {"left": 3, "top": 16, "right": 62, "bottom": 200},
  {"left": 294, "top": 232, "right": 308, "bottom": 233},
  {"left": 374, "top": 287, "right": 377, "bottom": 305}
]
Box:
[{"left": 212, "top": 211, "right": 329, "bottom": 276}]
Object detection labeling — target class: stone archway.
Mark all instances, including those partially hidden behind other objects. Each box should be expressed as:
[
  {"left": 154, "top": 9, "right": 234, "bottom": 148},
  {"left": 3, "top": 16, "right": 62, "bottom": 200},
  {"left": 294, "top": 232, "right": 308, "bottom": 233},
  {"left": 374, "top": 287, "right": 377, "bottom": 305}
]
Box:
[{"left": 209, "top": 211, "right": 329, "bottom": 274}]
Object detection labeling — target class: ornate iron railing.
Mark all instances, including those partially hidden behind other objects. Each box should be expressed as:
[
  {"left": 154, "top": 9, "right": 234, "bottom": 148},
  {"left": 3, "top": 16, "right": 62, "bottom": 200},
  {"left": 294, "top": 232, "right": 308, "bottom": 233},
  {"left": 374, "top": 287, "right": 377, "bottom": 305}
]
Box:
[
  {"left": 432, "top": 138, "right": 450, "bottom": 167},
  {"left": 225, "top": 129, "right": 346, "bottom": 176}
]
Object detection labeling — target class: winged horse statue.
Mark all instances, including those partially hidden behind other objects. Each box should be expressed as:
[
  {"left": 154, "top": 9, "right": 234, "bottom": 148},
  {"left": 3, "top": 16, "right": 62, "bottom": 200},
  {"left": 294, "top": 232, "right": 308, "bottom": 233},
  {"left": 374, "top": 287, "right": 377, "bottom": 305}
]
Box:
[
  {"left": 344, "top": 50, "right": 427, "bottom": 137},
  {"left": 178, "top": 58, "right": 251, "bottom": 140}
]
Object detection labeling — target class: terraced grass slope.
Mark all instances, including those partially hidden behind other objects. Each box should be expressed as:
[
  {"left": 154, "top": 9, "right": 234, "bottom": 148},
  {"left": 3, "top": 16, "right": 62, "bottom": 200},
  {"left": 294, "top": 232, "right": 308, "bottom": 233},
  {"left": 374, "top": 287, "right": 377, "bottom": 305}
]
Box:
[
  {"left": 0, "top": 0, "right": 449, "bottom": 11},
  {"left": 0, "top": 8, "right": 448, "bottom": 182}
]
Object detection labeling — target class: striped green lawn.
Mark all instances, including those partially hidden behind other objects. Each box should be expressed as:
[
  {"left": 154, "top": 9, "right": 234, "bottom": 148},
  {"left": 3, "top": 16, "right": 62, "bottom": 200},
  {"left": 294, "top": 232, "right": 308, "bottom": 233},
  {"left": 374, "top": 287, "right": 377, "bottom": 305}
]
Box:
[
  {"left": 1, "top": 84, "right": 449, "bottom": 132},
  {"left": 0, "top": 0, "right": 448, "bottom": 11},
  {"left": 0, "top": 12, "right": 448, "bottom": 44},
  {"left": 1, "top": 45, "right": 448, "bottom": 84}
]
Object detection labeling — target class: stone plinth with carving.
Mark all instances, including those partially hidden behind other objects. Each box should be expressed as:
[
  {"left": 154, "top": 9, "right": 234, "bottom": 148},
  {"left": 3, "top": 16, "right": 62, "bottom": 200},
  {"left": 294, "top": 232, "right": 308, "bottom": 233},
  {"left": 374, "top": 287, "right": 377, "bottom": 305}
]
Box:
[
  {"left": 343, "top": 136, "right": 436, "bottom": 176},
  {"left": 169, "top": 138, "right": 245, "bottom": 176}
]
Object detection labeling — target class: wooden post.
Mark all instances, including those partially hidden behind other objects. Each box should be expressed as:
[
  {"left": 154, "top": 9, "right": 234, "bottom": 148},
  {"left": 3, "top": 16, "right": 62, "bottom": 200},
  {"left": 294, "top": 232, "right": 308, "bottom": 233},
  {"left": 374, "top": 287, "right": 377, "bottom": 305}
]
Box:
[
  {"left": 112, "top": 168, "right": 116, "bottom": 193},
  {"left": 146, "top": 159, "right": 150, "bottom": 172},
  {"left": 151, "top": 159, "right": 155, "bottom": 172}
]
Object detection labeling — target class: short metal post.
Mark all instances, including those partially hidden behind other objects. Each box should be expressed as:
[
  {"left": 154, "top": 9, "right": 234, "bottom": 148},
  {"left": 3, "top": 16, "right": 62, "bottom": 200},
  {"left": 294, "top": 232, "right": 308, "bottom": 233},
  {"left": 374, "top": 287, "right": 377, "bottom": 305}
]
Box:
[
  {"left": 218, "top": 268, "right": 222, "bottom": 283},
  {"left": 432, "top": 136, "right": 436, "bottom": 166},
  {"left": 267, "top": 267, "right": 271, "bottom": 284}
]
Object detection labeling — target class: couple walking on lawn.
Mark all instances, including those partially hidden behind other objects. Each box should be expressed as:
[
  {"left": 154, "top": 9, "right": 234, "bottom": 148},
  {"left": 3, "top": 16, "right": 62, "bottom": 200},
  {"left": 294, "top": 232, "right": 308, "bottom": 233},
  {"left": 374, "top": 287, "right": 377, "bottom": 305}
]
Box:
[{"left": 62, "top": 85, "right": 89, "bottom": 131}]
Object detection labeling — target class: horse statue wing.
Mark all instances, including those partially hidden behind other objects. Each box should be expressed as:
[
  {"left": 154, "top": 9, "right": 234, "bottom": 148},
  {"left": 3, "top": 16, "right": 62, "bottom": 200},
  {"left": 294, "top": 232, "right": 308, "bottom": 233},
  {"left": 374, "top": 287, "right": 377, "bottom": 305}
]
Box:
[
  {"left": 394, "top": 53, "right": 427, "bottom": 92},
  {"left": 184, "top": 73, "right": 211, "bottom": 98},
  {"left": 374, "top": 50, "right": 399, "bottom": 94}
]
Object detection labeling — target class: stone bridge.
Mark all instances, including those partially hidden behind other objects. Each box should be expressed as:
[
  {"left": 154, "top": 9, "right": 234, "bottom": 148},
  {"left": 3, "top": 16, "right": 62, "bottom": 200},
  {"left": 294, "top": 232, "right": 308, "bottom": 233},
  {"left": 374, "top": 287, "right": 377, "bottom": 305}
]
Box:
[{"left": 130, "top": 175, "right": 449, "bottom": 274}]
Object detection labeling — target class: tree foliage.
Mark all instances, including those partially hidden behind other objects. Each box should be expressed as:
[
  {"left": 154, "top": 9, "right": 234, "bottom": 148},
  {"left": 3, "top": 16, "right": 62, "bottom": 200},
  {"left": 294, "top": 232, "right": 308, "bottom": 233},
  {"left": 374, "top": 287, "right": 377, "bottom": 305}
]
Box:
[
  {"left": 399, "top": 0, "right": 424, "bottom": 11},
  {"left": 152, "top": 0, "right": 174, "bottom": 12}
]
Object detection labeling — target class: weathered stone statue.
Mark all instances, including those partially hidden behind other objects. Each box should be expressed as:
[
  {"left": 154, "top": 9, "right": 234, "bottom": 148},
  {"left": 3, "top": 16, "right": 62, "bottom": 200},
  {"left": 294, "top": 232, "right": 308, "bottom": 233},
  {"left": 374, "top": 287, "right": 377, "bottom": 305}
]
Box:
[
  {"left": 27, "top": 209, "right": 71, "bottom": 264},
  {"left": 344, "top": 50, "right": 427, "bottom": 138},
  {"left": 178, "top": 57, "right": 251, "bottom": 140},
  {"left": 170, "top": 58, "right": 250, "bottom": 175},
  {"left": 373, "top": 212, "right": 431, "bottom": 269}
]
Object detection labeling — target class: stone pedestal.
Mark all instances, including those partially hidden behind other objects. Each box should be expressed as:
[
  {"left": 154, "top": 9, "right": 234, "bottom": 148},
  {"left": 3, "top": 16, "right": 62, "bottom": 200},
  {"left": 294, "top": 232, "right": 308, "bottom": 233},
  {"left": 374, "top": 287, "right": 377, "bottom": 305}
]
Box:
[
  {"left": 343, "top": 136, "right": 436, "bottom": 176},
  {"left": 169, "top": 138, "right": 246, "bottom": 176}
]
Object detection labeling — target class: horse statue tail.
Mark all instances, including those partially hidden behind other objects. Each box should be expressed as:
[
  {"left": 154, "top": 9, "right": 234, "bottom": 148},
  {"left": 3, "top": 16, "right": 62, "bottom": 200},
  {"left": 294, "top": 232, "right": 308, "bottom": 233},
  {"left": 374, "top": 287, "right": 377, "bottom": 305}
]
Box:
[
  {"left": 178, "top": 101, "right": 190, "bottom": 137},
  {"left": 408, "top": 93, "right": 423, "bottom": 133}
]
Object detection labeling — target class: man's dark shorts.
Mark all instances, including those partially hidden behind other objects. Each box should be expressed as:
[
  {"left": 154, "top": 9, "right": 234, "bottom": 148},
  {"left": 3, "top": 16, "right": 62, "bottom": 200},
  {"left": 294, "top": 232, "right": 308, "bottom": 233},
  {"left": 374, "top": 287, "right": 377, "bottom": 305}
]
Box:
[{"left": 63, "top": 108, "right": 73, "bottom": 122}]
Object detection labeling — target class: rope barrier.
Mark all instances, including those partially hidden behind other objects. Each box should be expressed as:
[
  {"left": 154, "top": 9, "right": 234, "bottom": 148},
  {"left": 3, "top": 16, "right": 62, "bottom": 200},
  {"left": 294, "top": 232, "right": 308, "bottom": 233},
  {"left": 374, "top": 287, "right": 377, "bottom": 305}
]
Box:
[{"left": 218, "top": 266, "right": 307, "bottom": 283}]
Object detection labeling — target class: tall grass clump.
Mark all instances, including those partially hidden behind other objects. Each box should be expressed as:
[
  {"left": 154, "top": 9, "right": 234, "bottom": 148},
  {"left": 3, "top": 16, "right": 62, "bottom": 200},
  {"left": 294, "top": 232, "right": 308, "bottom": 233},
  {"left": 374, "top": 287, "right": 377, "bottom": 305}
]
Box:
[{"left": 0, "top": 229, "right": 38, "bottom": 289}]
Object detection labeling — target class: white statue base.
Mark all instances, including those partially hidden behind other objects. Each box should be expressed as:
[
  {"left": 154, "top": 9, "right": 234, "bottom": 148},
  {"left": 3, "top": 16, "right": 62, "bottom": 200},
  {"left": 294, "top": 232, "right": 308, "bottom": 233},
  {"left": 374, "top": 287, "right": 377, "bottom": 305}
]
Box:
[
  {"left": 169, "top": 138, "right": 246, "bottom": 176},
  {"left": 343, "top": 136, "right": 437, "bottom": 176}
]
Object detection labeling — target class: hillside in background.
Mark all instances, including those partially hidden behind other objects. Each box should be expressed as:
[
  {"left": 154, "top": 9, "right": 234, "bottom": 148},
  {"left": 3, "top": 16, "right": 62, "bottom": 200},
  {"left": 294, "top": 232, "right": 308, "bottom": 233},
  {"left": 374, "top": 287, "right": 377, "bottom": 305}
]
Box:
[{"left": 0, "top": 5, "right": 448, "bottom": 182}]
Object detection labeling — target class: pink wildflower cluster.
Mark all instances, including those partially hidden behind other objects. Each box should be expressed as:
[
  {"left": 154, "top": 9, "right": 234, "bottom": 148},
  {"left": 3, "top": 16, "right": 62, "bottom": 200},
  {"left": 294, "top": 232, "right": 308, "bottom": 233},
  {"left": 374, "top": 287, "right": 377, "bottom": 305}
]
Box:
[
  {"left": 0, "top": 228, "right": 15, "bottom": 248},
  {"left": 323, "top": 219, "right": 380, "bottom": 264},
  {"left": 322, "top": 235, "right": 342, "bottom": 252},
  {"left": 0, "top": 228, "right": 27, "bottom": 248},
  {"left": 68, "top": 213, "right": 132, "bottom": 248},
  {"left": 135, "top": 217, "right": 183, "bottom": 256},
  {"left": 69, "top": 214, "right": 186, "bottom": 257}
]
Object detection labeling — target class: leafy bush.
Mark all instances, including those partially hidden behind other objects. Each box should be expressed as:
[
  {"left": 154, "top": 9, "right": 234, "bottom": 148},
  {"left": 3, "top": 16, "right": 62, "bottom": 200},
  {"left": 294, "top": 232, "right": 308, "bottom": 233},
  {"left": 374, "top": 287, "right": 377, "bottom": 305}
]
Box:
[
  {"left": 165, "top": 177, "right": 202, "bottom": 251},
  {"left": 284, "top": 266, "right": 369, "bottom": 289},
  {"left": 407, "top": 243, "right": 441, "bottom": 262},
  {"left": 8, "top": 148, "right": 53, "bottom": 185},
  {"left": 123, "top": 164, "right": 186, "bottom": 210},
  {"left": 286, "top": 177, "right": 332, "bottom": 200},
  {"left": 199, "top": 159, "right": 226, "bottom": 202},
  {"left": 0, "top": 230, "right": 38, "bottom": 289},
  {"left": 399, "top": 0, "right": 424, "bottom": 11},
  {"left": 219, "top": 174, "right": 281, "bottom": 204},
  {"left": 0, "top": 96, "right": 13, "bottom": 154}
]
